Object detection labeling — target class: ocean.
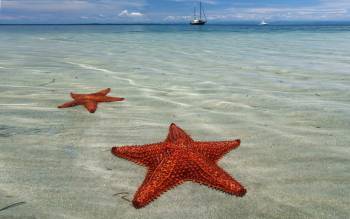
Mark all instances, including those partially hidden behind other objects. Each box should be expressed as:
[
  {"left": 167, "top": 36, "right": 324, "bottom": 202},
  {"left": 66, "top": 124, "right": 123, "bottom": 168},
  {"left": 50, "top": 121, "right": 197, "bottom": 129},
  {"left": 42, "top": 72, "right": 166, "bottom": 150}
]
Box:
[{"left": 0, "top": 24, "right": 349, "bottom": 219}]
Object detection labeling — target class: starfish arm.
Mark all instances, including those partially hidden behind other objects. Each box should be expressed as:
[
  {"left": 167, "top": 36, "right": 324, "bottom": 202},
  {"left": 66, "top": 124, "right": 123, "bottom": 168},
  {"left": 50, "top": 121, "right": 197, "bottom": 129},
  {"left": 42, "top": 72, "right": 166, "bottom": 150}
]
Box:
[
  {"left": 111, "top": 142, "right": 166, "bottom": 167},
  {"left": 165, "top": 123, "right": 193, "bottom": 143},
  {"left": 90, "top": 88, "right": 111, "bottom": 96},
  {"left": 84, "top": 101, "right": 98, "bottom": 113},
  {"left": 58, "top": 100, "right": 79, "bottom": 108},
  {"left": 132, "top": 151, "right": 184, "bottom": 208},
  {"left": 70, "top": 92, "right": 84, "bottom": 100},
  {"left": 97, "top": 96, "right": 125, "bottom": 102},
  {"left": 192, "top": 139, "right": 241, "bottom": 162},
  {"left": 70, "top": 88, "right": 111, "bottom": 100},
  {"left": 187, "top": 151, "right": 246, "bottom": 197}
]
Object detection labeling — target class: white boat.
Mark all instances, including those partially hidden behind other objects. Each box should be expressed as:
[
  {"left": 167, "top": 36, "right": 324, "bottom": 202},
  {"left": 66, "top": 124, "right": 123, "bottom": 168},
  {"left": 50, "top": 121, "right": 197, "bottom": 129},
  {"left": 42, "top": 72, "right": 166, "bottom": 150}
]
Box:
[
  {"left": 191, "top": 2, "right": 206, "bottom": 25},
  {"left": 260, "top": 20, "right": 268, "bottom": 26}
]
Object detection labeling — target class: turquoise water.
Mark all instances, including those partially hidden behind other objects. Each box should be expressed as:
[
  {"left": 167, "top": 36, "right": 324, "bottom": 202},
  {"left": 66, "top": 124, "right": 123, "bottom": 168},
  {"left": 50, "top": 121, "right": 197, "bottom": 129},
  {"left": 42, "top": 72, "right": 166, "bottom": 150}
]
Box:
[{"left": 0, "top": 25, "right": 349, "bottom": 219}]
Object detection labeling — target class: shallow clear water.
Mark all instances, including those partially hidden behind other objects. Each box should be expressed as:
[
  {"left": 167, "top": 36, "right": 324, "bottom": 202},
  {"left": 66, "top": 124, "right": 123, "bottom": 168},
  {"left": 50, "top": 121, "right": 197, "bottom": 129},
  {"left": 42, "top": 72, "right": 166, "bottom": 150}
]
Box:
[{"left": 0, "top": 25, "right": 349, "bottom": 219}]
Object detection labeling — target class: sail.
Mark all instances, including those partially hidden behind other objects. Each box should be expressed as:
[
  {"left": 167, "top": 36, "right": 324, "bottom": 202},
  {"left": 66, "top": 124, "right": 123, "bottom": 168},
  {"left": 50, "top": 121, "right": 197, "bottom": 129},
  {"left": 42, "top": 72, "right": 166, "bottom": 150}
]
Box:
[{"left": 190, "top": 1, "right": 207, "bottom": 25}]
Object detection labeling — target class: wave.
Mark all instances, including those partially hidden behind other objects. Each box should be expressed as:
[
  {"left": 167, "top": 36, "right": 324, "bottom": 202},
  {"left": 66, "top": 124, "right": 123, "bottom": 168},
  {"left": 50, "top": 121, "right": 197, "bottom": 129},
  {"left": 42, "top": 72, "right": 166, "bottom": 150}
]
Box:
[
  {"left": 66, "top": 61, "right": 137, "bottom": 86},
  {"left": 0, "top": 84, "right": 62, "bottom": 90},
  {"left": 147, "top": 95, "right": 190, "bottom": 107}
]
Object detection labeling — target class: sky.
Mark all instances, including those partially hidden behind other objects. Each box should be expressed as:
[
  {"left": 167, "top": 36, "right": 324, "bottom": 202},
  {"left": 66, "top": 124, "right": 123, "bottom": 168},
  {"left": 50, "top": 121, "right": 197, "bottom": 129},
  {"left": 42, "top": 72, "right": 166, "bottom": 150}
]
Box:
[{"left": 0, "top": 0, "right": 350, "bottom": 24}]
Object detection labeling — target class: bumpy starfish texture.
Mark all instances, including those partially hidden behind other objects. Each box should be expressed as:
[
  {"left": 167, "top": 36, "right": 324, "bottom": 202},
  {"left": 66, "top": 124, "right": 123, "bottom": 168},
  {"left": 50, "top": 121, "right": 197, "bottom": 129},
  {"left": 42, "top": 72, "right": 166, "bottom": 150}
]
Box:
[
  {"left": 111, "top": 123, "right": 246, "bottom": 208},
  {"left": 58, "top": 88, "right": 124, "bottom": 113}
]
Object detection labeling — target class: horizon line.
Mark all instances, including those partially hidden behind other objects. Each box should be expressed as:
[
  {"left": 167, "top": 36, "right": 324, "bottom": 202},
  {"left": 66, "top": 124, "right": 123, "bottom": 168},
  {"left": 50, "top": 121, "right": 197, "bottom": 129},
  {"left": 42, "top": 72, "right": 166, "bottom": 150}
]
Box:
[{"left": 1, "top": 20, "right": 350, "bottom": 26}]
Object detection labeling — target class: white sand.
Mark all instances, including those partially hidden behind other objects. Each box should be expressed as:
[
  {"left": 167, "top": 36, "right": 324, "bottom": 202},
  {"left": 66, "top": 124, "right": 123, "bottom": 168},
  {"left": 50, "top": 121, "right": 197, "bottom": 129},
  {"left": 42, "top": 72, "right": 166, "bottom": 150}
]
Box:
[{"left": 0, "top": 25, "right": 349, "bottom": 218}]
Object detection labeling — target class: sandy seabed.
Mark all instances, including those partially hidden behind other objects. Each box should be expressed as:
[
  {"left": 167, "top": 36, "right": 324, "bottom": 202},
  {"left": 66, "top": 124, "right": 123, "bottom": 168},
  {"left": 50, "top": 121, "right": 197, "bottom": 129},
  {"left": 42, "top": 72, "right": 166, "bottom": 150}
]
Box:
[{"left": 0, "top": 25, "right": 349, "bottom": 219}]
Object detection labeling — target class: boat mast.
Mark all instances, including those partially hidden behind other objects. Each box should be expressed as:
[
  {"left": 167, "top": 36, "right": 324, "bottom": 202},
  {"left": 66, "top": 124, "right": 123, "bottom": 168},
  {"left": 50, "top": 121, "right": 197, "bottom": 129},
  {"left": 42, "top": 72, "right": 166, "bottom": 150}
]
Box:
[
  {"left": 194, "top": 7, "right": 196, "bottom": 19},
  {"left": 199, "top": 1, "right": 202, "bottom": 20}
]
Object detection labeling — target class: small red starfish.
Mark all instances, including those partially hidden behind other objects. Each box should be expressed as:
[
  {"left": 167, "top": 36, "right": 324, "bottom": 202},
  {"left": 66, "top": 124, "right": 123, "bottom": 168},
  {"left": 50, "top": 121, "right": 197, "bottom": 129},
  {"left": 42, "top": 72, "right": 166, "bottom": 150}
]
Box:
[
  {"left": 58, "top": 88, "right": 124, "bottom": 113},
  {"left": 112, "top": 123, "right": 246, "bottom": 208}
]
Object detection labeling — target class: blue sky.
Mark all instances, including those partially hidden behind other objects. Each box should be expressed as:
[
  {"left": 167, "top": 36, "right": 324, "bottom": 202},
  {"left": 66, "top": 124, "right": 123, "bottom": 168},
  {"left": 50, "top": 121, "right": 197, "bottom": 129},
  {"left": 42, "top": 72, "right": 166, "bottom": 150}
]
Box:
[{"left": 0, "top": 0, "right": 350, "bottom": 23}]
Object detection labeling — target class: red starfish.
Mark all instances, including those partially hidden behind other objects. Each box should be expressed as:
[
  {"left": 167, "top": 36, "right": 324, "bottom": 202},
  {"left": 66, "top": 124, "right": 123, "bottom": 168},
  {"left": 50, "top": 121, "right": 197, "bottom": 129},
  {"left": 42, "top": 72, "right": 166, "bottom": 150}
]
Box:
[
  {"left": 58, "top": 88, "right": 124, "bottom": 113},
  {"left": 111, "top": 123, "right": 246, "bottom": 208}
]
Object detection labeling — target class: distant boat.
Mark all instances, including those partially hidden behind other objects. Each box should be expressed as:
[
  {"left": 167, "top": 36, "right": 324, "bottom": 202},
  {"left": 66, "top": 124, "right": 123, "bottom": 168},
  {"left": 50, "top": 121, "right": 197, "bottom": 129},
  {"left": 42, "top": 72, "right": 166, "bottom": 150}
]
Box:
[
  {"left": 191, "top": 1, "right": 207, "bottom": 25},
  {"left": 260, "top": 20, "right": 268, "bottom": 26}
]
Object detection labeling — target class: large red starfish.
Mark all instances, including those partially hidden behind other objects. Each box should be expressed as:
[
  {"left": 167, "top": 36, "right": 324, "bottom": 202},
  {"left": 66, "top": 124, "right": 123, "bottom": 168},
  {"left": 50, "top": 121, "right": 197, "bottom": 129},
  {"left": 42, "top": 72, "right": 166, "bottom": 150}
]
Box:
[
  {"left": 111, "top": 123, "right": 246, "bottom": 208},
  {"left": 58, "top": 88, "right": 124, "bottom": 113}
]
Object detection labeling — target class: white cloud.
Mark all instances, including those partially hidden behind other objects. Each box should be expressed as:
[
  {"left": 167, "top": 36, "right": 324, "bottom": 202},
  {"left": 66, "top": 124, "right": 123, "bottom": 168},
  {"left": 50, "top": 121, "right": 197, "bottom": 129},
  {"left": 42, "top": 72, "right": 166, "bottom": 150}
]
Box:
[
  {"left": 164, "top": 15, "right": 190, "bottom": 21},
  {"left": 212, "top": 1, "right": 350, "bottom": 21},
  {"left": 0, "top": 0, "right": 147, "bottom": 23},
  {"left": 119, "top": 9, "right": 143, "bottom": 17},
  {"left": 1, "top": 0, "right": 146, "bottom": 12}
]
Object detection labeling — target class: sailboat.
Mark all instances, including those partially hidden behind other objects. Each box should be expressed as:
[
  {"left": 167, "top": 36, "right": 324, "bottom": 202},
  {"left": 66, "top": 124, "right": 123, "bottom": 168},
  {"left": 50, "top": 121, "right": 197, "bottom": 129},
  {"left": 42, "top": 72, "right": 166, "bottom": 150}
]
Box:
[
  {"left": 190, "top": 1, "right": 206, "bottom": 25},
  {"left": 260, "top": 20, "right": 268, "bottom": 26}
]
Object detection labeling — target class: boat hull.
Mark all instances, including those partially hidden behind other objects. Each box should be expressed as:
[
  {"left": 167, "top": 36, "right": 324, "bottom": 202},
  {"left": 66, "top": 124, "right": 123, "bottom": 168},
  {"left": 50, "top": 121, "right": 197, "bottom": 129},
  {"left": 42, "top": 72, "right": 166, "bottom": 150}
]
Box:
[{"left": 190, "top": 21, "right": 206, "bottom": 25}]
